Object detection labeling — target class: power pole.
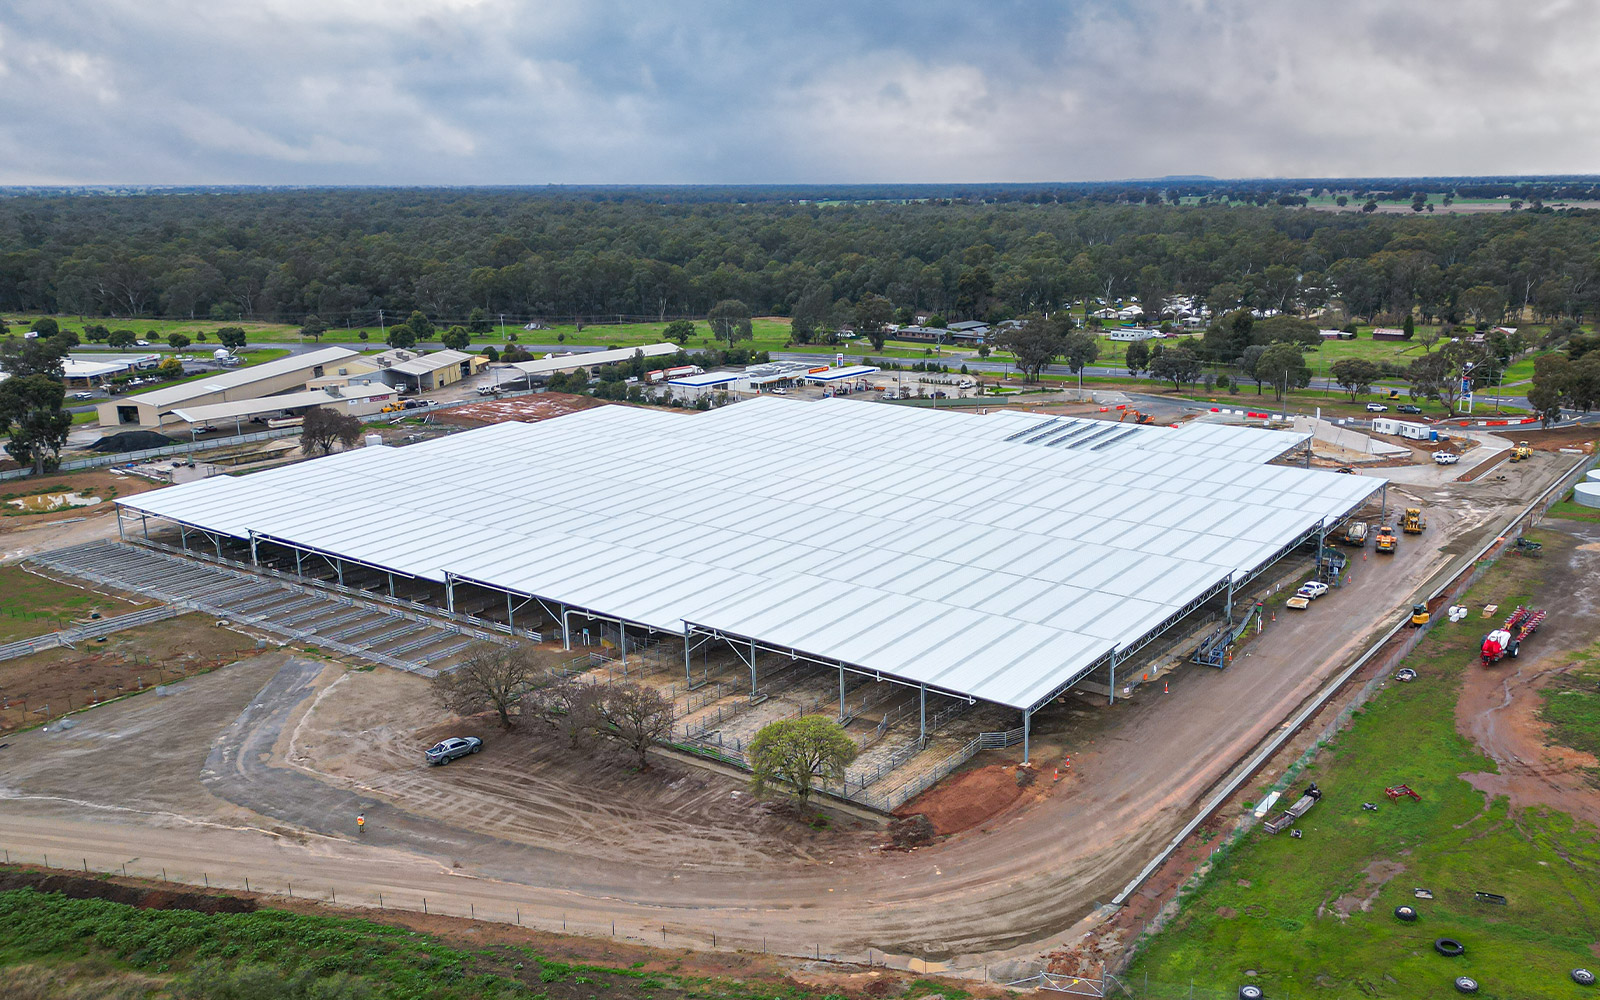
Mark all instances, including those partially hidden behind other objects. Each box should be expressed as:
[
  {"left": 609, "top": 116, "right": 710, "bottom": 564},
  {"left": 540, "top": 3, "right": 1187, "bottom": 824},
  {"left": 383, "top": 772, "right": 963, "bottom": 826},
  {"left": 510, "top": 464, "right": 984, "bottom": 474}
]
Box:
[{"left": 378, "top": 309, "right": 387, "bottom": 344}]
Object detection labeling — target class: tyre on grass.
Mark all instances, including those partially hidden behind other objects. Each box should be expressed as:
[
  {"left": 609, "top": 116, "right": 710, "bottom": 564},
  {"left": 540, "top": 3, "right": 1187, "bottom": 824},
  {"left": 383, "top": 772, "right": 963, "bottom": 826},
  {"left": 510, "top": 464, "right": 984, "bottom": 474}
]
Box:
[
  {"left": 1454, "top": 976, "right": 1479, "bottom": 994},
  {"left": 1394, "top": 905, "right": 1418, "bottom": 922},
  {"left": 1238, "top": 986, "right": 1264, "bottom": 1000},
  {"left": 1574, "top": 968, "right": 1596, "bottom": 986},
  {"left": 1435, "top": 938, "right": 1465, "bottom": 957}
]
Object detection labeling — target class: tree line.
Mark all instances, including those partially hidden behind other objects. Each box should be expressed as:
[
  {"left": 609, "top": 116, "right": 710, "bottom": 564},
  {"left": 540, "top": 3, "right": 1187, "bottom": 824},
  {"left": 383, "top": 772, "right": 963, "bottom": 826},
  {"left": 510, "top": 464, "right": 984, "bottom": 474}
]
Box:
[{"left": 5, "top": 188, "right": 1600, "bottom": 335}]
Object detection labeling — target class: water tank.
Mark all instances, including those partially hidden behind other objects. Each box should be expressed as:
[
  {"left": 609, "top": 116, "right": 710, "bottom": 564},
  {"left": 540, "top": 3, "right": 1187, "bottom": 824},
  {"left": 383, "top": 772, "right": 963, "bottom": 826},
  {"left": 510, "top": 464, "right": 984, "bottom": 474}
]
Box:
[
  {"left": 213, "top": 348, "right": 231, "bottom": 361},
  {"left": 363, "top": 434, "right": 383, "bottom": 448}
]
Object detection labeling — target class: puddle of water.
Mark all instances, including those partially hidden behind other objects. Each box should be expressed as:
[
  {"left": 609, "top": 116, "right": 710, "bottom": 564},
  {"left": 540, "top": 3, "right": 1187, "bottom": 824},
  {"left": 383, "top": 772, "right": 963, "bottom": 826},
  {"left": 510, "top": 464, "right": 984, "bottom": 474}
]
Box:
[{"left": 6, "top": 491, "right": 102, "bottom": 512}]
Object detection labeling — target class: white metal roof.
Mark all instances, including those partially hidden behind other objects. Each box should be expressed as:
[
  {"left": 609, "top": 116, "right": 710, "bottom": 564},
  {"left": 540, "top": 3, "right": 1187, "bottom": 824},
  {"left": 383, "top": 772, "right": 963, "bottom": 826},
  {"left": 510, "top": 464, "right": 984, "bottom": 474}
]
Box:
[
  {"left": 512, "top": 343, "right": 678, "bottom": 377},
  {"left": 669, "top": 371, "right": 740, "bottom": 387},
  {"left": 120, "top": 397, "right": 1381, "bottom": 710},
  {"left": 387, "top": 349, "right": 473, "bottom": 376},
  {"left": 806, "top": 365, "right": 880, "bottom": 381},
  {"left": 115, "top": 347, "right": 361, "bottom": 408},
  {"left": 170, "top": 385, "right": 395, "bottom": 423}
]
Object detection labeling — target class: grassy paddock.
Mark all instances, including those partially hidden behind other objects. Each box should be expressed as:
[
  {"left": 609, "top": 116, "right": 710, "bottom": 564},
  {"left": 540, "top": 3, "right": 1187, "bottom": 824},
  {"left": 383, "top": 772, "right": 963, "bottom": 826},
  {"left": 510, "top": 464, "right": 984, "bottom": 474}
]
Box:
[
  {"left": 0, "top": 885, "right": 886, "bottom": 1000},
  {"left": 1126, "top": 529, "right": 1600, "bottom": 999}
]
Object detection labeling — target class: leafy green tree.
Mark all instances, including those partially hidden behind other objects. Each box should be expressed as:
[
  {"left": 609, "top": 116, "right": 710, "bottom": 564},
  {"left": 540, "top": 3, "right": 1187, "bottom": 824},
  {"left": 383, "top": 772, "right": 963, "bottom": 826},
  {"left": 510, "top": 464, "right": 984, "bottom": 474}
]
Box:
[
  {"left": 707, "top": 299, "right": 752, "bottom": 348},
  {"left": 1402, "top": 314, "right": 1415, "bottom": 339},
  {"left": 300, "top": 314, "right": 328, "bottom": 342},
  {"left": 467, "top": 306, "right": 492, "bottom": 334},
  {"left": 84, "top": 323, "right": 109, "bottom": 343},
  {"left": 216, "top": 327, "right": 248, "bottom": 351},
  {"left": 749, "top": 715, "right": 858, "bottom": 806},
  {"left": 30, "top": 318, "right": 58, "bottom": 338},
  {"left": 1460, "top": 285, "right": 1505, "bottom": 325},
  {"left": 1149, "top": 345, "right": 1203, "bottom": 390},
  {"left": 1255, "top": 343, "right": 1311, "bottom": 401},
  {"left": 440, "top": 325, "right": 471, "bottom": 351},
  {"left": 663, "top": 319, "right": 695, "bottom": 345},
  {"left": 853, "top": 294, "right": 892, "bottom": 351},
  {"left": 1235, "top": 345, "right": 1269, "bottom": 394},
  {"left": 586, "top": 681, "right": 673, "bottom": 770},
  {"left": 1, "top": 334, "right": 68, "bottom": 379},
  {"left": 1124, "top": 339, "right": 1151, "bottom": 377},
  {"left": 1061, "top": 330, "right": 1100, "bottom": 391},
  {"left": 994, "top": 314, "right": 1067, "bottom": 382},
  {"left": 790, "top": 286, "right": 831, "bottom": 344},
  {"left": 107, "top": 329, "right": 137, "bottom": 349},
  {"left": 1330, "top": 358, "right": 1382, "bottom": 402},
  {"left": 168, "top": 333, "right": 192, "bottom": 350},
  {"left": 1251, "top": 315, "right": 1320, "bottom": 349},
  {"left": 0, "top": 374, "right": 71, "bottom": 473}
]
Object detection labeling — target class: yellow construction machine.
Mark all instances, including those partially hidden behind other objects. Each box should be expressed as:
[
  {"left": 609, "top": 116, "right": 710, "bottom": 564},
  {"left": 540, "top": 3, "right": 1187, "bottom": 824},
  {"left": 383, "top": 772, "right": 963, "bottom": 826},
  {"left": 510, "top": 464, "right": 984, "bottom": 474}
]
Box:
[
  {"left": 1375, "top": 525, "right": 1397, "bottom": 554},
  {"left": 1402, "top": 507, "right": 1426, "bottom": 534},
  {"left": 1510, "top": 441, "right": 1534, "bottom": 462}
]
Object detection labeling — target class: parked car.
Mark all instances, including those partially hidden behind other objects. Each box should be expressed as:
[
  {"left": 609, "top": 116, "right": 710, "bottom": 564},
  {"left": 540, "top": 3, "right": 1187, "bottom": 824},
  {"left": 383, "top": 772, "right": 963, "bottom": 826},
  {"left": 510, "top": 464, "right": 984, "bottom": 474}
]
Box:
[
  {"left": 1365, "top": 402, "right": 1388, "bottom": 412},
  {"left": 72, "top": 391, "right": 95, "bottom": 400},
  {"left": 424, "top": 736, "right": 482, "bottom": 765},
  {"left": 1335, "top": 466, "right": 1356, "bottom": 474},
  {"left": 1432, "top": 451, "right": 1460, "bottom": 465},
  {"left": 1296, "top": 581, "right": 1330, "bottom": 601},
  {"left": 1397, "top": 404, "right": 1422, "bottom": 414},
  {"left": 135, "top": 339, "right": 151, "bottom": 346}
]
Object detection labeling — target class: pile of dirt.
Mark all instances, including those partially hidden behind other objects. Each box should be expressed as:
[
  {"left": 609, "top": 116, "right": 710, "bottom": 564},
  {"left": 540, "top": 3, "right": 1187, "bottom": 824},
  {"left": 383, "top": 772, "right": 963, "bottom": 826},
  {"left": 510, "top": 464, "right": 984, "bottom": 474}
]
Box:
[
  {"left": 894, "top": 763, "right": 1026, "bottom": 835},
  {"left": 0, "top": 869, "right": 257, "bottom": 914},
  {"left": 89, "top": 430, "right": 176, "bottom": 453}
]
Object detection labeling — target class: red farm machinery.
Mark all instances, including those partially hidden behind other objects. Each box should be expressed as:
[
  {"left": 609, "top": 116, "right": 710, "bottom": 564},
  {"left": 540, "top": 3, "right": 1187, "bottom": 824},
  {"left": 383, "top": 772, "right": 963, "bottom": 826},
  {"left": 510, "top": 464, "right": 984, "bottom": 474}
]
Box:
[{"left": 1480, "top": 606, "right": 1547, "bottom": 666}]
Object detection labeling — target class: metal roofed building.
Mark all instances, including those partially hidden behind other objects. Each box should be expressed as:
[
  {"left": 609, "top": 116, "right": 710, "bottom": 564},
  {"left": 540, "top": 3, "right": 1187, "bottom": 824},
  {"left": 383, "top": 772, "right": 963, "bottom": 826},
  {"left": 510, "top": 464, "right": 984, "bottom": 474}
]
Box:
[
  {"left": 114, "top": 396, "right": 1381, "bottom": 757},
  {"left": 95, "top": 346, "right": 363, "bottom": 429},
  {"left": 511, "top": 343, "right": 679, "bottom": 378},
  {"left": 804, "top": 364, "right": 880, "bottom": 382}
]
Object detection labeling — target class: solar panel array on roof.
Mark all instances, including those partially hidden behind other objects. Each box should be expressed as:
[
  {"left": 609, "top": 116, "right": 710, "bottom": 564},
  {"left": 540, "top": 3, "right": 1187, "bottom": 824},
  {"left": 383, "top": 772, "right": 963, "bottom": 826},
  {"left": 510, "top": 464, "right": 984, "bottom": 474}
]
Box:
[{"left": 119, "top": 397, "right": 1379, "bottom": 710}]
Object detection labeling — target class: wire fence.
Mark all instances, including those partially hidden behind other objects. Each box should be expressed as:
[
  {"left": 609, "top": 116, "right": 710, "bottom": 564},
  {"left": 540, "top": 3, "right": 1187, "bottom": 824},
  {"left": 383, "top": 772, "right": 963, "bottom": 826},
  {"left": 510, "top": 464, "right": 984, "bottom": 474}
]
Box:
[{"left": 1107, "top": 449, "right": 1600, "bottom": 978}]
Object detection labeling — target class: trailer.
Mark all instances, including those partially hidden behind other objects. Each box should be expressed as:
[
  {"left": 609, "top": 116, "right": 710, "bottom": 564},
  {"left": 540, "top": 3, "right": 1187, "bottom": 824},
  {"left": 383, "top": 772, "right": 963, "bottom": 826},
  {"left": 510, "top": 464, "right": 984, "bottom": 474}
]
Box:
[
  {"left": 1264, "top": 782, "right": 1323, "bottom": 834},
  {"left": 1480, "top": 605, "right": 1547, "bottom": 665}
]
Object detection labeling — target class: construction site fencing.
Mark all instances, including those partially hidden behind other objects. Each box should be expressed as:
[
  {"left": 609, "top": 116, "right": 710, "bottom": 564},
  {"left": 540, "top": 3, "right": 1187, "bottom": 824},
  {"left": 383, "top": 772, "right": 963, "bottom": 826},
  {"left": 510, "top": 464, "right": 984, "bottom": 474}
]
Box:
[
  {"left": 0, "top": 427, "right": 301, "bottom": 483},
  {"left": 1109, "top": 449, "right": 1600, "bottom": 976}
]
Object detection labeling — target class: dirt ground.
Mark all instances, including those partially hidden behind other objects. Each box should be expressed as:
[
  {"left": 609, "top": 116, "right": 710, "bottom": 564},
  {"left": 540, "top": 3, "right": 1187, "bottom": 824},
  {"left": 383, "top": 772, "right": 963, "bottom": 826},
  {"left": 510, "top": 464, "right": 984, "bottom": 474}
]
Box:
[
  {"left": 0, "top": 452, "right": 1575, "bottom": 979},
  {"left": 0, "top": 614, "right": 264, "bottom": 732},
  {"left": 896, "top": 764, "right": 1036, "bottom": 836},
  {"left": 0, "top": 469, "right": 162, "bottom": 534},
  {"left": 0, "top": 477, "right": 132, "bottom": 564},
  {"left": 1456, "top": 522, "right": 1600, "bottom": 829},
  {"left": 434, "top": 392, "right": 604, "bottom": 427}
]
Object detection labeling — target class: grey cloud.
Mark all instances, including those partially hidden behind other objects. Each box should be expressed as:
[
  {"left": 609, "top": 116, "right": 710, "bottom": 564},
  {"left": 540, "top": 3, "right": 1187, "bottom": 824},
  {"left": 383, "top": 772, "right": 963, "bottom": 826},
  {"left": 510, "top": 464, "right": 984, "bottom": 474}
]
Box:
[{"left": 1, "top": 0, "right": 1597, "bottom": 184}]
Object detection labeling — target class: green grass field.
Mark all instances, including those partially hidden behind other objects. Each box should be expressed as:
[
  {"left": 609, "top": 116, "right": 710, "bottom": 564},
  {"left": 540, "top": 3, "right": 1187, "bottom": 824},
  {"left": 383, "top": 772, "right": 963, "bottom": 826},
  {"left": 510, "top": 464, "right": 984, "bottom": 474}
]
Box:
[
  {"left": 1537, "top": 640, "right": 1600, "bottom": 785},
  {"left": 0, "top": 565, "right": 143, "bottom": 641},
  {"left": 1126, "top": 530, "right": 1600, "bottom": 999},
  {"left": 122, "top": 348, "right": 290, "bottom": 396},
  {"left": 0, "top": 885, "right": 916, "bottom": 1000}
]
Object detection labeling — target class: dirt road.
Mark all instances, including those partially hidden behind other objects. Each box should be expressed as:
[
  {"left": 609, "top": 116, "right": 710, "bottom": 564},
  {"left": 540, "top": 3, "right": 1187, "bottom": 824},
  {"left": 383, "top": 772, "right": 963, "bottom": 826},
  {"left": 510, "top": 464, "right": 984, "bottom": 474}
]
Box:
[
  {"left": 0, "top": 455, "right": 1572, "bottom": 976},
  {"left": 1457, "top": 521, "right": 1600, "bottom": 829}
]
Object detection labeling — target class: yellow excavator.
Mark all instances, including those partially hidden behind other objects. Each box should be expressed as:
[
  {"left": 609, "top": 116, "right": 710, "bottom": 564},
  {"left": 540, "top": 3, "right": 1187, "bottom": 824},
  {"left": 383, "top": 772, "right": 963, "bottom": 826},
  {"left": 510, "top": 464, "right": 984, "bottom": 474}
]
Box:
[{"left": 1402, "top": 507, "right": 1426, "bottom": 534}]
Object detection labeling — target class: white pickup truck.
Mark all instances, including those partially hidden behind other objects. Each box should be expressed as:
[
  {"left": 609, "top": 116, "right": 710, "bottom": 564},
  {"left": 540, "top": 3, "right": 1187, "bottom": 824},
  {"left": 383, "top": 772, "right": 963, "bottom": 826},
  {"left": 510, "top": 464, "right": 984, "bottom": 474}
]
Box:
[{"left": 1432, "top": 451, "right": 1460, "bottom": 465}]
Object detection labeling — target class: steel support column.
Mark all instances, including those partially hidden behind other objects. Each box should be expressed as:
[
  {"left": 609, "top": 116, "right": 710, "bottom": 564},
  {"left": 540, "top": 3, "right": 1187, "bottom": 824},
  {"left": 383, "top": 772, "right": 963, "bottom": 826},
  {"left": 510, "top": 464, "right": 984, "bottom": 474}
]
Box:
[
  {"left": 619, "top": 623, "right": 627, "bottom": 668},
  {"left": 1022, "top": 709, "right": 1031, "bottom": 764},
  {"left": 445, "top": 573, "right": 455, "bottom": 614},
  {"left": 683, "top": 622, "right": 692, "bottom": 682},
  {"left": 1380, "top": 481, "right": 1388, "bottom": 523},
  {"left": 1108, "top": 646, "right": 1118, "bottom": 706},
  {"left": 141, "top": 514, "right": 149, "bottom": 539},
  {"left": 919, "top": 685, "right": 927, "bottom": 740},
  {"left": 117, "top": 511, "right": 125, "bottom": 541},
  {"left": 294, "top": 547, "right": 303, "bottom": 576},
  {"left": 1225, "top": 577, "right": 1234, "bottom": 626},
  {"left": 249, "top": 531, "right": 258, "bottom": 566},
  {"left": 838, "top": 667, "right": 846, "bottom": 719},
  {"left": 214, "top": 533, "right": 222, "bottom": 559},
  {"left": 334, "top": 557, "right": 344, "bottom": 587},
  {"left": 506, "top": 591, "right": 514, "bottom": 629},
  {"left": 388, "top": 572, "right": 396, "bottom": 599},
  {"left": 748, "top": 639, "right": 758, "bottom": 696},
  {"left": 179, "top": 525, "right": 188, "bottom": 551}
]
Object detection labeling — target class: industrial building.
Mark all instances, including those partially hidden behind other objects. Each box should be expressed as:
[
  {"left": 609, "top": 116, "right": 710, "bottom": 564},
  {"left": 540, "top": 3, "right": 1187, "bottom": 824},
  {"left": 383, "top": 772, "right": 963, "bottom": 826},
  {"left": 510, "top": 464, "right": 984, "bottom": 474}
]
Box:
[
  {"left": 115, "top": 397, "right": 1382, "bottom": 759},
  {"left": 370, "top": 349, "right": 487, "bottom": 392},
  {"left": 96, "top": 346, "right": 365, "bottom": 428},
  {"left": 170, "top": 384, "right": 399, "bottom": 434},
  {"left": 511, "top": 343, "right": 679, "bottom": 379}
]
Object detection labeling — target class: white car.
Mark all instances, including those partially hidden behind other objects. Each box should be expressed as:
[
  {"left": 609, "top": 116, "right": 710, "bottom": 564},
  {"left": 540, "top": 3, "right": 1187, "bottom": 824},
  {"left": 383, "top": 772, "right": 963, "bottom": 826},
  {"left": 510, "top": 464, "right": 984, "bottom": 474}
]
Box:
[
  {"left": 1366, "top": 402, "right": 1388, "bottom": 412},
  {"left": 72, "top": 391, "right": 95, "bottom": 400},
  {"left": 1432, "top": 451, "right": 1460, "bottom": 465},
  {"left": 1296, "top": 581, "right": 1330, "bottom": 601},
  {"left": 135, "top": 339, "right": 150, "bottom": 346}
]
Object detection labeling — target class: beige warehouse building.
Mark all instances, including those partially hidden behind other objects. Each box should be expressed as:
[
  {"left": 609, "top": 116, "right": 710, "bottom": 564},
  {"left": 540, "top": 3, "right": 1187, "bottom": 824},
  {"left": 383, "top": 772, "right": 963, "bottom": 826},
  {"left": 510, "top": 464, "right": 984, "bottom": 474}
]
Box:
[{"left": 96, "top": 347, "right": 366, "bottom": 429}]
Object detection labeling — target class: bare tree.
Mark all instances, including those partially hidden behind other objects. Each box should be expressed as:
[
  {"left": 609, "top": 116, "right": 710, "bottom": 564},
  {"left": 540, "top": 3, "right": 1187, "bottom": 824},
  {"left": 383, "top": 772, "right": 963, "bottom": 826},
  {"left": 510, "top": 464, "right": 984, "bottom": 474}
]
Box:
[
  {"left": 301, "top": 405, "right": 363, "bottom": 456},
  {"left": 431, "top": 643, "right": 541, "bottom": 729},
  {"left": 589, "top": 682, "right": 674, "bottom": 769}
]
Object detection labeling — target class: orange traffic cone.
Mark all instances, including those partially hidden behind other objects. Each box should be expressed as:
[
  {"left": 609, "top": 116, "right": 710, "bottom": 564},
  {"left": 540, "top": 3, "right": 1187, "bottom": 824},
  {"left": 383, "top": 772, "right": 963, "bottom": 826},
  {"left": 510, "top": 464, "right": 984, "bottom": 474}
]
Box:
[{"left": 1163, "top": 680, "right": 1169, "bottom": 694}]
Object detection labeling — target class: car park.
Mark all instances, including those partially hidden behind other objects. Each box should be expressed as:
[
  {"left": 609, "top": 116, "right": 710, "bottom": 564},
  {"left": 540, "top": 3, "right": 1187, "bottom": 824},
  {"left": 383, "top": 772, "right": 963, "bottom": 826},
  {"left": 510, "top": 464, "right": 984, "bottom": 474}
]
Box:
[
  {"left": 424, "top": 736, "right": 482, "bottom": 765},
  {"left": 1365, "top": 402, "right": 1388, "bottom": 412},
  {"left": 1397, "top": 404, "right": 1422, "bottom": 414}
]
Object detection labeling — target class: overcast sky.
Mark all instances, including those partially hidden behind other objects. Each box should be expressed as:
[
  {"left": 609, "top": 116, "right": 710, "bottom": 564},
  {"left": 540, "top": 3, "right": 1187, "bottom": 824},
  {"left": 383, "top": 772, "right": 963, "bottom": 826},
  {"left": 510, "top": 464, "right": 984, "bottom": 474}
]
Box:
[{"left": 2, "top": 0, "right": 1596, "bottom": 185}]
